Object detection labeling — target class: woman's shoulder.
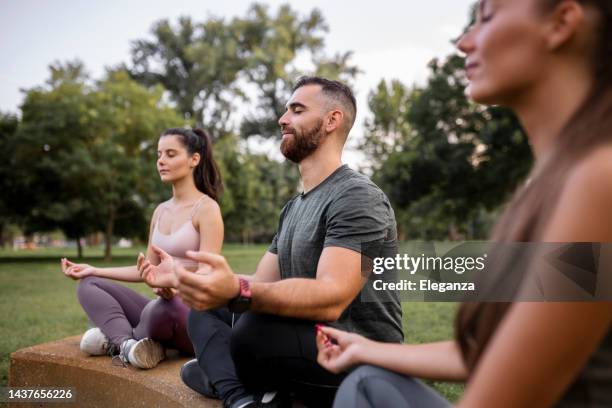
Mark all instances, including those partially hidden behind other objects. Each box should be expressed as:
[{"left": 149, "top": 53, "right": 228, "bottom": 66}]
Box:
[
  {"left": 152, "top": 199, "right": 172, "bottom": 216},
  {"left": 543, "top": 145, "right": 612, "bottom": 241},
  {"left": 567, "top": 145, "right": 612, "bottom": 191},
  {"left": 194, "top": 194, "right": 222, "bottom": 219}
]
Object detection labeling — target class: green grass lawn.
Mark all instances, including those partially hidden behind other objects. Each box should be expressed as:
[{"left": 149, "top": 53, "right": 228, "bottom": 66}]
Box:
[{"left": 0, "top": 245, "right": 463, "bottom": 401}]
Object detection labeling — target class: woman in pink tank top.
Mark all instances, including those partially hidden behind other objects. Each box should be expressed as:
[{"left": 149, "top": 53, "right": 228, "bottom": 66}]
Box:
[{"left": 60, "top": 127, "right": 224, "bottom": 369}]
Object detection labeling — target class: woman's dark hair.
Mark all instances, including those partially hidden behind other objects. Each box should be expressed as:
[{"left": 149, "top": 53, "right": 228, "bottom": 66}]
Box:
[
  {"left": 456, "top": 0, "right": 612, "bottom": 374},
  {"left": 160, "top": 128, "right": 223, "bottom": 202}
]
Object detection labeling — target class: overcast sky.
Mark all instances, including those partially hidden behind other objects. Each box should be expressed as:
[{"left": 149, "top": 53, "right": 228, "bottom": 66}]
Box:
[{"left": 0, "top": 0, "right": 474, "bottom": 165}]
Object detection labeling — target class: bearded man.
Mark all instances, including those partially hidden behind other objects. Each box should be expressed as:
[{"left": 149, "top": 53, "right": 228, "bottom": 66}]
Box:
[{"left": 176, "top": 77, "right": 403, "bottom": 408}]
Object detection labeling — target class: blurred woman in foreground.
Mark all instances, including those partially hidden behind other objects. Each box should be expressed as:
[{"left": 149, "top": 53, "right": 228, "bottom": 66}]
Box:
[{"left": 317, "top": 1, "right": 612, "bottom": 406}]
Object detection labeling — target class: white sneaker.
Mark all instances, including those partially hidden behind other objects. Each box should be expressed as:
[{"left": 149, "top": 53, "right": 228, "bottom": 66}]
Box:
[
  {"left": 120, "top": 338, "right": 165, "bottom": 369},
  {"left": 80, "top": 327, "right": 110, "bottom": 356}
]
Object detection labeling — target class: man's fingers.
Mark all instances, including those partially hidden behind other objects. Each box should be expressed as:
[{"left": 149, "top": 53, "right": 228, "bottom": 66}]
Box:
[
  {"left": 175, "top": 266, "right": 210, "bottom": 301},
  {"left": 174, "top": 263, "right": 189, "bottom": 279},
  {"left": 185, "top": 250, "right": 226, "bottom": 267},
  {"left": 178, "top": 294, "right": 197, "bottom": 310},
  {"left": 177, "top": 286, "right": 209, "bottom": 308},
  {"left": 177, "top": 272, "right": 210, "bottom": 293},
  {"left": 175, "top": 263, "right": 207, "bottom": 287}
]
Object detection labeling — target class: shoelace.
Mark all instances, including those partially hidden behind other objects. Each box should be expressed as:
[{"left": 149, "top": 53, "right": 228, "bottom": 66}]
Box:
[
  {"left": 111, "top": 355, "right": 127, "bottom": 367},
  {"left": 107, "top": 342, "right": 128, "bottom": 367}
]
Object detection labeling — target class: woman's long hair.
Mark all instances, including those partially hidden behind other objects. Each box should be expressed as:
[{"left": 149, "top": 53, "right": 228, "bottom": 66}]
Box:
[
  {"left": 160, "top": 128, "right": 223, "bottom": 202},
  {"left": 455, "top": 0, "right": 612, "bottom": 374}
]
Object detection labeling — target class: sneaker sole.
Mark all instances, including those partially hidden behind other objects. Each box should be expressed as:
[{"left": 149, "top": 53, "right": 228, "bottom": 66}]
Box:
[{"left": 129, "top": 338, "right": 165, "bottom": 369}]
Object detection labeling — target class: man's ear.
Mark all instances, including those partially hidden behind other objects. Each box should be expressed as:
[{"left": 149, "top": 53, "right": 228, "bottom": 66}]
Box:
[
  {"left": 544, "top": 1, "right": 585, "bottom": 51},
  {"left": 326, "top": 109, "right": 344, "bottom": 133}
]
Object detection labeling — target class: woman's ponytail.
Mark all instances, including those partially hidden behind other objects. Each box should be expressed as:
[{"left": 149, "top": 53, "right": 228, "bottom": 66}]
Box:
[{"left": 192, "top": 128, "right": 223, "bottom": 201}]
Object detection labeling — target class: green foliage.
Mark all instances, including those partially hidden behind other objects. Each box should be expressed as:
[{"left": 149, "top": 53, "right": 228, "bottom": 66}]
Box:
[
  {"left": 14, "top": 62, "right": 184, "bottom": 258},
  {"left": 214, "top": 133, "right": 299, "bottom": 243},
  {"left": 129, "top": 16, "right": 243, "bottom": 132},
  {"left": 364, "top": 55, "right": 532, "bottom": 240},
  {"left": 362, "top": 79, "right": 415, "bottom": 166},
  {"left": 236, "top": 4, "right": 359, "bottom": 139},
  {"left": 128, "top": 4, "right": 359, "bottom": 139}
]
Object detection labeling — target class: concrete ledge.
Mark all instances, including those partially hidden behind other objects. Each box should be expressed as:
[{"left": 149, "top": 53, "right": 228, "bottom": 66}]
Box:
[{"left": 9, "top": 336, "right": 221, "bottom": 408}]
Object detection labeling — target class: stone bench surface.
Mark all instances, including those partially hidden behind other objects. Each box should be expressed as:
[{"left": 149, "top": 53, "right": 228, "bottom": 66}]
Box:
[{"left": 9, "top": 336, "right": 220, "bottom": 408}]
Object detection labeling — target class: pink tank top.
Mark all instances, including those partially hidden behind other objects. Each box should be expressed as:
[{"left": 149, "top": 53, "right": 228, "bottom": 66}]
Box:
[{"left": 151, "top": 197, "right": 205, "bottom": 269}]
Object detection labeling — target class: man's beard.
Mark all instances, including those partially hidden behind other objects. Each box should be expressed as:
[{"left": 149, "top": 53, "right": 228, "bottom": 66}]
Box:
[{"left": 280, "top": 119, "right": 324, "bottom": 163}]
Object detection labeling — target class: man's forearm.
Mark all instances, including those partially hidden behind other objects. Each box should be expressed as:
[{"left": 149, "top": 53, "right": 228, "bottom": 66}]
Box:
[{"left": 250, "top": 278, "right": 348, "bottom": 321}]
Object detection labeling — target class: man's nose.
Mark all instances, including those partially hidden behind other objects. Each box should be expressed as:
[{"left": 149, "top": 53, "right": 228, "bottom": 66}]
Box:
[{"left": 278, "top": 111, "right": 289, "bottom": 127}]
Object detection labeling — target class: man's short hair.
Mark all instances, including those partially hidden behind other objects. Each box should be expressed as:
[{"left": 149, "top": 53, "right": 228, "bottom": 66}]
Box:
[{"left": 293, "top": 76, "right": 357, "bottom": 134}]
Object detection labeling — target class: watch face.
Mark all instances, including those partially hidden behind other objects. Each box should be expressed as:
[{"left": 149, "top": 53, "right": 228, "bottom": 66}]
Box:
[{"left": 230, "top": 297, "right": 251, "bottom": 313}]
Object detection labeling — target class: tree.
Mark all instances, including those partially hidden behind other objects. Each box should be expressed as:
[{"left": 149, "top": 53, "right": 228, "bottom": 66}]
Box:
[
  {"left": 0, "top": 111, "right": 20, "bottom": 247},
  {"left": 361, "top": 79, "right": 415, "bottom": 170},
  {"left": 214, "top": 133, "right": 299, "bottom": 243},
  {"left": 366, "top": 55, "right": 532, "bottom": 239},
  {"left": 129, "top": 4, "right": 359, "bottom": 140},
  {"left": 15, "top": 61, "right": 183, "bottom": 259},
  {"left": 238, "top": 3, "right": 360, "bottom": 140},
  {"left": 15, "top": 61, "right": 101, "bottom": 256},
  {"left": 129, "top": 16, "right": 243, "bottom": 132}
]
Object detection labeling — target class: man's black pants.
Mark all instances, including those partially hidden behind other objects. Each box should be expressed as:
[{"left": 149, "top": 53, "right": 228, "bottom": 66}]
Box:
[{"left": 187, "top": 308, "right": 345, "bottom": 407}]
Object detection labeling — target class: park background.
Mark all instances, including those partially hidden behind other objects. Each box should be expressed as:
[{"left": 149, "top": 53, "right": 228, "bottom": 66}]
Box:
[{"left": 0, "top": 0, "right": 534, "bottom": 401}]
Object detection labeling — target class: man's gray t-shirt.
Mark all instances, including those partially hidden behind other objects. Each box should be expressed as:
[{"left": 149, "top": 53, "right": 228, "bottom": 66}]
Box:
[{"left": 269, "top": 164, "right": 403, "bottom": 343}]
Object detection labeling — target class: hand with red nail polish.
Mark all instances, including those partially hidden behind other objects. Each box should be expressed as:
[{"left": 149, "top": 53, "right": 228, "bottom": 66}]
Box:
[{"left": 315, "top": 325, "right": 372, "bottom": 374}]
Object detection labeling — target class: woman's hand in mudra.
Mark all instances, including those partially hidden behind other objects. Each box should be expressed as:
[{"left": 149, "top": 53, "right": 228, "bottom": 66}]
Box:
[
  {"left": 61, "top": 258, "right": 96, "bottom": 280},
  {"left": 316, "top": 325, "right": 371, "bottom": 374},
  {"left": 138, "top": 245, "right": 178, "bottom": 288}
]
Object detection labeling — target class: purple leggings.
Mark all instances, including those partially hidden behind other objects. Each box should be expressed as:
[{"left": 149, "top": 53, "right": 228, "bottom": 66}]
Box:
[{"left": 76, "top": 276, "right": 193, "bottom": 355}]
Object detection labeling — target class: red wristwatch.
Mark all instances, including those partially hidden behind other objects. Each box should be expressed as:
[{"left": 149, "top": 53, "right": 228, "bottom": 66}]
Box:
[{"left": 228, "top": 277, "right": 252, "bottom": 313}]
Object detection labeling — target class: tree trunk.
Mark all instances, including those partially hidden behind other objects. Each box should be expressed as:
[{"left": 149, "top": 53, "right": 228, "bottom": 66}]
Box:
[
  {"left": 104, "top": 207, "right": 115, "bottom": 262},
  {"left": 76, "top": 235, "right": 83, "bottom": 258}
]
